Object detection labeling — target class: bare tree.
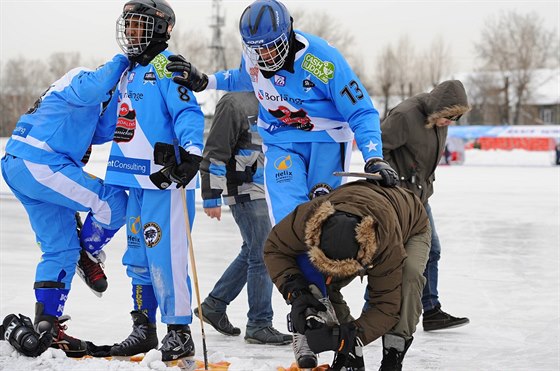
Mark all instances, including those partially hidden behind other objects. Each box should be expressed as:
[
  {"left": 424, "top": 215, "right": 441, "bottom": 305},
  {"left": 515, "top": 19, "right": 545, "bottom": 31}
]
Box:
[
  {"left": 291, "top": 9, "right": 355, "bottom": 57},
  {"left": 393, "top": 35, "right": 416, "bottom": 99},
  {"left": 0, "top": 57, "right": 52, "bottom": 136},
  {"left": 375, "top": 45, "right": 397, "bottom": 119},
  {"left": 48, "top": 52, "right": 83, "bottom": 80},
  {"left": 474, "top": 10, "right": 558, "bottom": 124},
  {"left": 424, "top": 35, "right": 453, "bottom": 88},
  {"left": 290, "top": 9, "right": 373, "bottom": 90}
]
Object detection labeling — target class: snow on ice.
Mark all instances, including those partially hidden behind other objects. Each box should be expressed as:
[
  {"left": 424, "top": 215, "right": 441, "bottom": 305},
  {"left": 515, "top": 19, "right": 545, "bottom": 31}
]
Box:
[{"left": 1, "top": 143, "right": 559, "bottom": 370}]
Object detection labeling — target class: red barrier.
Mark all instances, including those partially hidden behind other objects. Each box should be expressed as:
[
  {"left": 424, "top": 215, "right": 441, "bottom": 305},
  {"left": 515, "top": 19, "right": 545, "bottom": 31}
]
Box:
[{"left": 467, "top": 137, "right": 556, "bottom": 151}]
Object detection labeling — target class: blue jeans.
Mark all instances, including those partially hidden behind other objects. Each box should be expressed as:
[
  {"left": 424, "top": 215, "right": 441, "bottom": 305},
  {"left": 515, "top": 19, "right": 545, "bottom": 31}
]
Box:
[
  {"left": 205, "top": 199, "right": 274, "bottom": 328},
  {"left": 421, "top": 202, "right": 442, "bottom": 311}
]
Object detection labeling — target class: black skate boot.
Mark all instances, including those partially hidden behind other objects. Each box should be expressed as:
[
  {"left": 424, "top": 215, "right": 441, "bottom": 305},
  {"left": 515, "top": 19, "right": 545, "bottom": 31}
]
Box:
[
  {"left": 194, "top": 302, "right": 240, "bottom": 336},
  {"left": 76, "top": 249, "right": 108, "bottom": 297},
  {"left": 160, "top": 324, "right": 195, "bottom": 362},
  {"left": 34, "top": 303, "right": 87, "bottom": 358},
  {"left": 378, "top": 334, "right": 413, "bottom": 371},
  {"left": 422, "top": 306, "right": 470, "bottom": 331},
  {"left": 292, "top": 332, "right": 317, "bottom": 369},
  {"left": 110, "top": 311, "right": 158, "bottom": 357}
]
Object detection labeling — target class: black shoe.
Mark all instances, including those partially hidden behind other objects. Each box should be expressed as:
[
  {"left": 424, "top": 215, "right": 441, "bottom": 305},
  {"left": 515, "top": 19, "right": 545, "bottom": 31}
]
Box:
[
  {"left": 423, "top": 307, "right": 470, "bottom": 331},
  {"left": 34, "top": 315, "right": 87, "bottom": 358},
  {"left": 160, "top": 325, "right": 195, "bottom": 362},
  {"left": 245, "top": 326, "right": 292, "bottom": 345},
  {"left": 194, "top": 303, "right": 240, "bottom": 336},
  {"left": 110, "top": 311, "right": 158, "bottom": 357},
  {"left": 34, "top": 302, "right": 87, "bottom": 358},
  {"left": 379, "top": 334, "right": 413, "bottom": 371},
  {"left": 76, "top": 249, "right": 108, "bottom": 296}
]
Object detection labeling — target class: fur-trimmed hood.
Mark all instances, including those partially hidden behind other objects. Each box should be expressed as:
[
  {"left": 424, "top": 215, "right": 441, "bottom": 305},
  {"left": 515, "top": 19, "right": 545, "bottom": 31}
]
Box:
[
  {"left": 304, "top": 201, "right": 378, "bottom": 277},
  {"left": 423, "top": 80, "right": 470, "bottom": 128}
]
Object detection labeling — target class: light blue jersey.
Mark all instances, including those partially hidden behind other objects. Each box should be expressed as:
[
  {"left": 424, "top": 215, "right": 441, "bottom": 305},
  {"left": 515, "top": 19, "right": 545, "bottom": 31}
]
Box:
[
  {"left": 1, "top": 54, "right": 129, "bottom": 319},
  {"left": 206, "top": 31, "right": 382, "bottom": 223},
  {"left": 104, "top": 51, "right": 204, "bottom": 324},
  {"left": 208, "top": 31, "right": 383, "bottom": 162},
  {"left": 6, "top": 54, "right": 129, "bottom": 166},
  {"left": 105, "top": 51, "right": 204, "bottom": 190}
]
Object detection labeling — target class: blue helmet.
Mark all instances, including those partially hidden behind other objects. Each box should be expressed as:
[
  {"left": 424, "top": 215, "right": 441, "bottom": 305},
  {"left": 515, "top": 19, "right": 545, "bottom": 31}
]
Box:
[{"left": 239, "top": 0, "right": 292, "bottom": 72}]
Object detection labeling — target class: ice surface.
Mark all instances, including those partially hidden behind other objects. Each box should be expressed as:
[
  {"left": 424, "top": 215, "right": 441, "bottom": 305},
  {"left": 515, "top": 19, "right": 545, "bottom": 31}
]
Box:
[{"left": 1, "top": 144, "right": 559, "bottom": 370}]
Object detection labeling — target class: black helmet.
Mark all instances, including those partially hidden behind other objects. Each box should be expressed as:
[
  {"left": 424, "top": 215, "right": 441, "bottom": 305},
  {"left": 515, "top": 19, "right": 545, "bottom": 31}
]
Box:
[{"left": 116, "top": 0, "right": 175, "bottom": 58}]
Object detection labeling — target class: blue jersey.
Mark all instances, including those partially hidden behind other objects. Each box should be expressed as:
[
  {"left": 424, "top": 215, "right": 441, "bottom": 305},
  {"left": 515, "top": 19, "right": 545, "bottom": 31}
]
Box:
[
  {"left": 5, "top": 54, "right": 129, "bottom": 166},
  {"left": 207, "top": 31, "right": 383, "bottom": 161},
  {"left": 105, "top": 51, "right": 204, "bottom": 190}
]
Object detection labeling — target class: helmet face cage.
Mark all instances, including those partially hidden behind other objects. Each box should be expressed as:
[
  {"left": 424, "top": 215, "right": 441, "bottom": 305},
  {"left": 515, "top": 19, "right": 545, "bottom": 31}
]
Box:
[
  {"left": 242, "top": 32, "right": 290, "bottom": 72},
  {"left": 116, "top": 12, "right": 155, "bottom": 57}
]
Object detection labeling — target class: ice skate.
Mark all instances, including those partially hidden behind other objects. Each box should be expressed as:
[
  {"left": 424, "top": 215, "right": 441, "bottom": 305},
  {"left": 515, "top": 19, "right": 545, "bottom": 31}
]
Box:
[
  {"left": 110, "top": 311, "right": 158, "bottom": 358},
  {"left": 160, "top": 325, "right": 195, "bottom": 362},
  {"left": 76, "top": 249, "right": 108, "bottom": 297}
]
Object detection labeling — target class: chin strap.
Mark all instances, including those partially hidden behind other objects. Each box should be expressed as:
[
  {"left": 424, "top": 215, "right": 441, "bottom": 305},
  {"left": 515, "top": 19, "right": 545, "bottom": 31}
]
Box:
[{"left": 130, "top": 41, "right": 168, "bottom": 66}]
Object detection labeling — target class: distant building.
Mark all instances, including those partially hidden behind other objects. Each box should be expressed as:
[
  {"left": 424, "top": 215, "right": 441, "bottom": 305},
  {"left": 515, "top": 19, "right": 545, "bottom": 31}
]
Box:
[{"left": 451, "top": 69, "right": 560, "bottom": 125}]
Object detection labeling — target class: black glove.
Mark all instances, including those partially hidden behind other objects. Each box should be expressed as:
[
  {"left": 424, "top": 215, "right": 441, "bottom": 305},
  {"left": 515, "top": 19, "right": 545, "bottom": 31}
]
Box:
[
  {"left": 289, "top": 291, "right": 327, "bottom": 334},
  {"left": 305, "top": 322, "right": 357, "bottom": 355},
  {"left": 364, "top": 158, "right": 398, "bottom": 187},
  {"left": 166, "top": 55, "right": 208, "bottom": 92},
  {"left": 280, "top": 275, "right": 327, "bottom": 334},
  {"left": 150, "top": 142, "right": 202, "bottom": 189},
  {"left": 168, "top": 154, "right": 202, "bottom": 188},
  {"left": 1, "top": 314, "right": 53, "bottom": 357}
]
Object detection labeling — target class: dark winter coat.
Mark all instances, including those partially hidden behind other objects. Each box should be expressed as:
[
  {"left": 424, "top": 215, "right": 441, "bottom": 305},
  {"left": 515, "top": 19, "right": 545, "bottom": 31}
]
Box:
[
  {"left": 381, "top": 80, "right": 469, "bottom": 203},
  {"left": 263, "top": 181, "right": 429, "bottom": 345}
]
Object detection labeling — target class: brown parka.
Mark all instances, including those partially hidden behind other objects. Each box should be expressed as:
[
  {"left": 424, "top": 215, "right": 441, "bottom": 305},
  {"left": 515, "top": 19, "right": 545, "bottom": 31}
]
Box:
[
  {"left": 263, "top": 181, "right": 428, "bottom": 345},
  {"left": 381, "top": 80, "right": 470, "bottom": 203}
]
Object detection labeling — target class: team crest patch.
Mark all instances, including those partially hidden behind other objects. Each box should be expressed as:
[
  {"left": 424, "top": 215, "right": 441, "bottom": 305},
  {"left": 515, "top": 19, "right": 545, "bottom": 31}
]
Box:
[
  {"left": 309, "top": 183, "right": 333, "bottom": 200},
  {"left": 143, "top": 71, "right": 156, "bottom": 85},
  {"left": 303, "top": 78, "right": 315, "bottom": 92},
  {"left": 143, "top": 222, "right": 162, "bottom": 247},
  {"left": 274, "top": 75, "right": 286, "bottom": 86},
  {"left": 152, "top": 54, "right": 172, "bottom": 79},
  {"left": 301, "top": 53, "right": 335, "bottom": 84}
]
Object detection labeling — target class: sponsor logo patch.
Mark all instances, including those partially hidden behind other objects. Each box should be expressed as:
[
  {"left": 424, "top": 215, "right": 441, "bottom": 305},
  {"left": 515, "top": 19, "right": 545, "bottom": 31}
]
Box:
[
  {"left": 128, "top": 216, "right": 142, "bottom": 247},
  {"left": 153, "top": 54, "right": 172, "bottom": 79},
  {"left": 114, "top": 102, "right": 136, "bottom": 142},
  {"left": 274, "top": 155, "right": 293, "bottom": 183},
  {"left": 11, "top": 123, "right": 32, "bottom": 138},
  {"left": 301, "top": 53, "right": 335, "bottom": 84},
  {"left": 107, "top": 156, "right": 150, "bottom": 175}
]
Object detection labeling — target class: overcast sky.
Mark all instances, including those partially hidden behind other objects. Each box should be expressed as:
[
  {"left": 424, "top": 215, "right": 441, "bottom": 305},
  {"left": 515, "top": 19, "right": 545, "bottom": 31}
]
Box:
[{"left": 0, "top": 0, "right": 558, "bottom": 73}]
